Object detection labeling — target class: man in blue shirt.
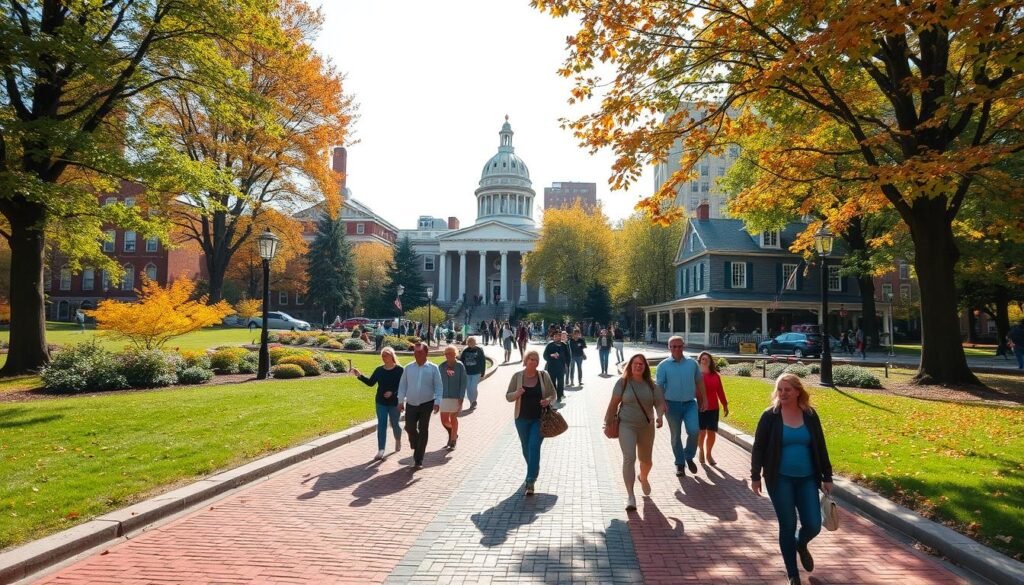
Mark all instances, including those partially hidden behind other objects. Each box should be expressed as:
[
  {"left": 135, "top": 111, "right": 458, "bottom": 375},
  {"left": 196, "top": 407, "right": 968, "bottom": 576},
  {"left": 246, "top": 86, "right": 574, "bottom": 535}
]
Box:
[
  {"left": 656, "top": 336, "right": 707, "bottom": 476},
  {"left": 398, "top": 343, "right": 443, "bottom": 469}
]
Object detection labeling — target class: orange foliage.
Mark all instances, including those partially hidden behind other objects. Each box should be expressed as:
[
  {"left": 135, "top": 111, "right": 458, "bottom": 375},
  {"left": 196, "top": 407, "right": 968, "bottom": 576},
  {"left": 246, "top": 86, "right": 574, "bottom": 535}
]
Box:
[
  {"left": 88, "top": 277, "right": 233, "bottom": 350},
  {"left": 234, "top": 298, "right": 263, "bottom": 321},
  {"left": 225, "top": 209, "right": 309, "bottom": 297}
]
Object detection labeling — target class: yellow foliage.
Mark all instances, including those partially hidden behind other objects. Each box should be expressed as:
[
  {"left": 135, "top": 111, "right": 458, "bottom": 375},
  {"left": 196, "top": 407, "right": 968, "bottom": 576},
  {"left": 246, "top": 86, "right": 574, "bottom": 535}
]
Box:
[
  {"left": 0, "top": 298, "right": 10, "bottom": 322},
  {"left": 403, "top": 305, "right": 446, "bottom": 327},
  {"left": 523, "top": 202, "right": 615, "bottom": 305},
  {"left": 88, "top": 277, "right": 233, "bottom": 349},
  {"left": 234, "top": 298, "right": 263, "bottom": 320}
]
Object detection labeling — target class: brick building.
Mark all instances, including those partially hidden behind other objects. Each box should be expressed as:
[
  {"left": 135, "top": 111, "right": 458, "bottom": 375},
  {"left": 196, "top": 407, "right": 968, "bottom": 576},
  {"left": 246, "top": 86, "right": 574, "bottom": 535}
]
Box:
[{"left": 543, "top": 181, "right": 597, "bottom": 211}]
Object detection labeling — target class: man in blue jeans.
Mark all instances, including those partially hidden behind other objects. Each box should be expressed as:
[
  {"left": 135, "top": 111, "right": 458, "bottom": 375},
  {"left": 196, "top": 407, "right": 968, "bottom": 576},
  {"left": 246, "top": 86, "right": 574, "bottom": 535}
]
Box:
[
  {"left": 1009, "top": 319, "right": 1024, "bottom": 369},
  {"left": 656, "top": 336, "right": 707, "bottom": 477}
]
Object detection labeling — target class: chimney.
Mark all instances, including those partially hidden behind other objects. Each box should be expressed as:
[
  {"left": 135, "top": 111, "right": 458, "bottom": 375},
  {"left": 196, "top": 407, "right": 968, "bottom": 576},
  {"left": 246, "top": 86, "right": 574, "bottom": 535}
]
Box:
[
  {"left": 448, "top": 217, "right": 460, "bottom": 230},
  {"left": 332, "top": 147, "right": 348, "bottom": 191},
  {"left": 696, "top": 201, "right": 710, "bottom": 220}
]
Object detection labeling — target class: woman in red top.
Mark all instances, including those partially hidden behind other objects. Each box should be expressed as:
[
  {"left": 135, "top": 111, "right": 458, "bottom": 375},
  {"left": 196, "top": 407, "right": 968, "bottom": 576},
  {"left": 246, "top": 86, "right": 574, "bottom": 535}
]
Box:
[{"left": 697, "top": 351, "right": 729, "bottom": 466}]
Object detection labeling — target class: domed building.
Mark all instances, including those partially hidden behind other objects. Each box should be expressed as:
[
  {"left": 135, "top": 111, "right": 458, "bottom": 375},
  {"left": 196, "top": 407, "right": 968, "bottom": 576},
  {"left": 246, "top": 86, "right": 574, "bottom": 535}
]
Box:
[{"left": 427, "top": 116, "right": 545, "bottom": 308}]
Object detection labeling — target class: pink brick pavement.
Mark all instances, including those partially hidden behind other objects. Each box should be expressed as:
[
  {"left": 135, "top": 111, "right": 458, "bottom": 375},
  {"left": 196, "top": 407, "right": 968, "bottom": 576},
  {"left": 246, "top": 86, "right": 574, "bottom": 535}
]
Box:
[{"left": 29, "top": 343, "right": 974, "bottom": 584}]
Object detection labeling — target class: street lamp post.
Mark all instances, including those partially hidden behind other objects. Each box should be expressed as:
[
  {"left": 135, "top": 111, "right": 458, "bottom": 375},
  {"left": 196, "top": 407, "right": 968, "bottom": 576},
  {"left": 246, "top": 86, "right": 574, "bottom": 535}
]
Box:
[
  {"left": 633, "top": 289, "right": 640, "bottom": 345},
  {"left": 256, "top": 229, "right": 280, "bottom": 380},
  {"left": 395, "top": 284, "right": 405, "bottom": 336},
  {"left": 426, "top": 285, "right": 434, "bottom": 348},
  {"left": 814, "top": 224, "right": 834, "bottom": 387},
  {"left": 886, "top": 292, "right": 896, "bottom": 357}
]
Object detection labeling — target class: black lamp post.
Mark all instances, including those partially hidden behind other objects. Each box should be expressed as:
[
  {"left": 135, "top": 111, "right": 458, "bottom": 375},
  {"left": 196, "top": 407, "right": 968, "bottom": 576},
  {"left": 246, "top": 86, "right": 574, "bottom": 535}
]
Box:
[
  {"left": 633, "top": 289, "right": 640, "bottom": 345},
  {"left": 886, "top": 291, "right": 896, "bottom": 357},
  {"left": 395, "top": 284, "right": 405, "bottom": 336},
  {"left": 814, "top": 224, "right": 834, "bottom": 386},
  {"left": 256, "top": 229, "right": 280, "bottom": 380},
  {"left": 426, "top": 285, "right": 434, "bottom": 348}
]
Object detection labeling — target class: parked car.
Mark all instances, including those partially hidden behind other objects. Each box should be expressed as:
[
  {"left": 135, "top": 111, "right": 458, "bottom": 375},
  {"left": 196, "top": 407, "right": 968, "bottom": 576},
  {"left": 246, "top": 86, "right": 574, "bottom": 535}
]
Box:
[
  {"left": 758, "top": 332, "right": 824, "bottom": 358},
  {"left": 247, "top": 311, "right": 312, "bottom": 331},
  {"left": 339, "top": 317, "right": 370, "bottom": 330}
]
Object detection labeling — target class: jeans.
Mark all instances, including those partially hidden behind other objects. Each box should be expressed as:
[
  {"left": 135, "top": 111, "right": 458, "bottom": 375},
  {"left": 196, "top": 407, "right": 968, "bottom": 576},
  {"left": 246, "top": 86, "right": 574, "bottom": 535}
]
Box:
[
  {"left": 404, "top": 401, "right": 434, "bottom": 465},
  {"left": 569, "top": 356, "right": 583, "bottom": 384},
  {"left": 614, "top": 341, "right": 624, "bottom": 363},
  {"left": 466, "top": 374, "right": 481, "bottom": 403},
  {"left": 375, "top": 403, "right": 401, "bottom": 451},
  {"left": 598, "top": 348, "right": 610, "bottom": 374},
  {"left": 1015, "top": 346, "right": 1024, "bottom": 369},
  {"left": 547, "top": 368, "right": 565, "bottom": 400},
  {"left": 665, "top": 399, "right": 699, "bottom": 465},
  {"left": 767, "top": 474, "right": 822, "bottom": 579},
  {"left": 514, "top": 417, "right": 544, "bottom": 482}
]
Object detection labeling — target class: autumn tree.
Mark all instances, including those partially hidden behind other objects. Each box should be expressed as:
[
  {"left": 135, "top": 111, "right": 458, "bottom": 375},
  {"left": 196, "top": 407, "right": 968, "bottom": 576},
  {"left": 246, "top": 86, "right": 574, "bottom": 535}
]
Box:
[
  {"left": 234, "top": 298, "right": 263, "bottom": 324},
  {"left": 224, "top": 209, "right": 308, "bottom": 299},
  {"left": 0, "top": 0, "right": 274, "bottom": 374},
  {"left": 403, "top": 305, "right": 446, "bottom": 329},
  {"left": 89, "top": 277, "right": 233, "bottom": 349},
  {"left": 523, "top": 202, "right": 615, "bottom": 307},
  {"left": 384, "top": 236, "right": 428, "bottom": 315},
  {"left": 612, "top": 213, "right": 684, "bottom": 307},
  {"left": 157, "top": 0, "right": 353, "bottom": 305},
  {"left": 535, "top": 0, "right": 1024, "bottom": 385},
  {"left": 353, "top": 243, "right": 395, "bottom": 316},
  {"left": 305, "top": 214, "right": 359, "bottom": 321}
]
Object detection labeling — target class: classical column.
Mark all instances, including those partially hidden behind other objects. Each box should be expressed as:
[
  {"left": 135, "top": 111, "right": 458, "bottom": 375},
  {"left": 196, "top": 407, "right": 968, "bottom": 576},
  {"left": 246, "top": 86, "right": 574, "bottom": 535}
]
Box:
[
  {"left": 437, "top": 252, "right": 447, "bottom": 302},
  {"left": 478, "top": 251, "right": 487, "bottom": 303},
  {"left": 761, "top": 307, "right": 769, "bottom": 338},
  {"left": 669, "top": 309, "right": 675, "bottom": 334},
  {"left": 500, "top": 251, "right": 508, "bottom": 303},
  {"left": 656, "top": 312, "right": 661, "bottom": 342},
  {"left": 518, "top": 252, "right": 528, "bottom": 303},
  {"left": 458, "top": 250, "right": 467, "bottom": 302},
  {"left": 685, "top": 309, "right": 691, "bottom": 342},
  {"left": 538, "top": 283, "right": 546, "bottom": 303},
  {"left": 703, "top": 306, "right": 711, "bottom": 347}
]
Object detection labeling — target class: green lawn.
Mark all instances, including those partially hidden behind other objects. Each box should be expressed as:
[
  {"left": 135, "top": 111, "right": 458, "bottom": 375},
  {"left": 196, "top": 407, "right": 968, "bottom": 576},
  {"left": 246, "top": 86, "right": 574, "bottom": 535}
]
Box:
[
  {"left": 0, "top": 322, "right": 257, "bottom": 354},
  {"left": 893, "top": 343, "right": 1005, "bottom": 358},
  {"left": 0, "top": 353, "right": 452, "bottom": 550},
  {"left": 720, "top": 375, "right": 1024, "bottom": 558}
]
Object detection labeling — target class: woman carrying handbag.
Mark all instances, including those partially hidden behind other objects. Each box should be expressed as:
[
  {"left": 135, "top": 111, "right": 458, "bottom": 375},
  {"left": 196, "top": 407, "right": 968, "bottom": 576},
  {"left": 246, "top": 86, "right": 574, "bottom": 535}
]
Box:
[
  {"left": 603, "top": 354, "right": 666, "bottom": 511},
  {"left": 506, "top": 350, "right": 558, "bottom": 496}
]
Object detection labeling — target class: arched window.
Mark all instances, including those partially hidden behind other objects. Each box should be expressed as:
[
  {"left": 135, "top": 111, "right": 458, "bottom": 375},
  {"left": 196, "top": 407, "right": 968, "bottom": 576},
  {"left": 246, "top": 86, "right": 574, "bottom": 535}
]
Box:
[
  {"left": 82, "top": 268, "right": 95, "bottom": 291},
  {"left": 121, "top": 264, "right": 134, "bottom": 291},
  {"left": 145, "top": 263, "right": 158, "bottom": 282},
  {"left": 60, "top": 265, "right": 72, "bottom": 291}
]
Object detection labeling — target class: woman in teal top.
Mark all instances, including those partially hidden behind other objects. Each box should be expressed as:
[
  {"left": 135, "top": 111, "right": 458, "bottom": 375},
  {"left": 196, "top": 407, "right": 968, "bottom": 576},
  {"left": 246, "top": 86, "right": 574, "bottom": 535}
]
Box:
[{"left": 751, "top": 374, "right": 834, "bottom": 585}]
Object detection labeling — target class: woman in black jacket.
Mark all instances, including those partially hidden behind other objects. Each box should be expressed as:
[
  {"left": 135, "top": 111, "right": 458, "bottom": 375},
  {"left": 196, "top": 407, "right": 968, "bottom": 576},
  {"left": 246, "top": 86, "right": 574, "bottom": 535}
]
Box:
[
  {"left": 751, "top": 374, "right": 833, "bottom": 585},
  {"left": 352, "top": 347, "right": 405, "bottom": 461}
]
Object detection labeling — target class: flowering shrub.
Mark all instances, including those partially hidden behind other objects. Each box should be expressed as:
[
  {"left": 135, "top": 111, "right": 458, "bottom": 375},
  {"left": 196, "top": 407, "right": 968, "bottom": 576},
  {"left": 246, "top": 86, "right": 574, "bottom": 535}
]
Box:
[
  {"left": 278, "top": 355, "right": 321, "bottom": 376},
  {"left": 272, "top": 364, "right": 305, "bottom": 379}
]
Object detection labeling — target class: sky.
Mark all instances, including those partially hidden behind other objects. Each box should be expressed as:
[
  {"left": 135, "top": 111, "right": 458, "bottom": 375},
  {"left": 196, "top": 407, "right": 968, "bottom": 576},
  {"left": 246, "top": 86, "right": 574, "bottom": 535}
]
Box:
[{"left": 312, "top": 0, "right": 653, "bottom": 229}]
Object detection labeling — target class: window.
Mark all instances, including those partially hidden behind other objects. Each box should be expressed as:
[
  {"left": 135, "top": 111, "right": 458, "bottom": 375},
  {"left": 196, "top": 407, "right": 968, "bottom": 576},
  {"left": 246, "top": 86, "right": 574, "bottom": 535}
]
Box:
[
  {"left": 356, "top": 223, "right": 365, "bottom": 235},
  {"left": 104, "top": 197, "right": 117, "bottom": 206},
  {"left": 782, "top": 263, "right": 798, "bottom": 290},
  {"left": 900, "top": 284, "right": 911, "bottom": 302},
  {"left": 731, "top": 262, "right": 747, "bottom": 288},
  {"left": 717, "top": 166, "right": 726, "bottom": 176},
  {"left": 729, "top": 146, "right": 740, "bottom": 158},
  {"left": 828, "top": 265, "right": 842, "bottom": 291},
  {"left": 103, "top": 230, "right": 115, "bottom": 253},
  {"left": 295, "top": 293, "right": 305, "bottom": 305},
  {"left": 691, "top": 182, "right": 699, "bottom": 193},
  {"left": 700, "top": 164, "right": 710, "bottom": 176},
  {"left": 689, "top": 195, "right": 700, "bottom": 210},
  {"left": 60, "top": 265, "right": 72, "bottom": 291},
  {"left": 121, "top": 264, "right": 134, "bottom": 291},
  {"left": 44, "top": 268, "right": 52, "bottom": 291},
  {"left": 882, "top": 283, "right": 893, "bottom": 300},
  {"left": 82, "top": 268, "right": 95, "bottom": 291},
  {"left": 278, "top": 291, "right": 289, "bottom": 305},
  {"left": 699, "top": 263, "right": 705, "bottom": 290},
  {"left": 146, "top": 237, "right": 158, "bottom": 252},
  {"left": 145, "top": 263, "right": 157, "bottom": 282},
  {"left": 124, "top": 197, "right": 135, "bottom": 207},
  {"left": 690, "top": 233, "right": 698, "bottom": 251},
  {"left": 101, "top": 270, "right": 110, "bottom": 291},
  {"left": 124, "top": 231, "right": 136, "bottom": 252},
  {"left": 700, "top": 181, "right": 710, "bottom": 192},
  {"left": 899, "top": 262, "right": 909, "bottom": 280},
  {"left": 423, "top": 255, "right": 435, "bottom": 271},
  {"left": 761, "top": 230, "right": 780, "bottom": 248}
]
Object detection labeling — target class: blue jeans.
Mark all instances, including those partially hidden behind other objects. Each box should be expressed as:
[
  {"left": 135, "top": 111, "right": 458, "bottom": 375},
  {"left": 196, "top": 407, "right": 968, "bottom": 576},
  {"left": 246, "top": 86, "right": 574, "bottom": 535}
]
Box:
[
  {"left": 598, "top": 348, "right": 610, "bottom": 374},
  {"left": 1015, "top": 346, "right": 1024, "bottom": 369},
  {"left": 466, "top": 374, "right": 481, "bottom": 403},
  {"left": 569, "top": 356, "right": 583, "bottom": 384},
  {"left": 665, "top": 399, "right": 699, "bottom": 465},
  {"left": 375, "top": 403, "right": 401, "bottom": 451},
  {"left": 514, "top": 417, "right": 544, "bottom": 482},
  {"left": 767, "top": 474, "right": 822, "bottom": 579}
]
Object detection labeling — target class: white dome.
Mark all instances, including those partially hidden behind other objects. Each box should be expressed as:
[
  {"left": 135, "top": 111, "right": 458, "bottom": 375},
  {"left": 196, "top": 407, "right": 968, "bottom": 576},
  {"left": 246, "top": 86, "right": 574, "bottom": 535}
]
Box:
[{"left": 475, "top": 116, "right": 536, "bottom": 227}]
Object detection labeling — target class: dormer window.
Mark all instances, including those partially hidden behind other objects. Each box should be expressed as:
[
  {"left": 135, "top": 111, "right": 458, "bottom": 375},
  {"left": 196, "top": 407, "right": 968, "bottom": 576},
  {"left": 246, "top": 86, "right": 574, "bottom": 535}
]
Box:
[
  {"left": 761, "top": 230, "right": 780, "bottom": 249},
  {"left": 690, "top": 232, "right": 698, "bottom": 251}
]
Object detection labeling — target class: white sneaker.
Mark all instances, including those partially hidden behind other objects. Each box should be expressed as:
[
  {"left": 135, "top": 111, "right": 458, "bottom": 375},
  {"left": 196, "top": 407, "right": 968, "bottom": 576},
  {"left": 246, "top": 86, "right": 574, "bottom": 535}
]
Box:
[
  {"left": 374, "top": 449, "right": 384, "bottom": 460},
  {"left": 625, "top": 495, "right": 637, "bottom": 511}
]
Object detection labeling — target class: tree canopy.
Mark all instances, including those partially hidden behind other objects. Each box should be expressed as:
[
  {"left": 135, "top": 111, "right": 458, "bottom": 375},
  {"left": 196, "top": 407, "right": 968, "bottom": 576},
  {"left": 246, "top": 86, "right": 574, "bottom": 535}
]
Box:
[
  {"left": 385, "top": 236, "right": 428, "bottom": 315},
  {"left": 523, "top": 202, "right": 615, "bottom": 307},
  {"left": 612, "top": 213, "right": 684, "bottom": 307},
  {"left": 305, "top": 214, "right": 359, "bottom": 321}
]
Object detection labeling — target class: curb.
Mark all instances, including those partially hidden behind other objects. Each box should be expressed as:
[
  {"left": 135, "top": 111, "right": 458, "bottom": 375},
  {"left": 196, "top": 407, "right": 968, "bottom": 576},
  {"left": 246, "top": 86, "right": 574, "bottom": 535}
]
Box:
[
  {"left": 0, "top": 355, "right": 500, "bottom": 585},
  {"left": 716, "top": 422, "right": 1024, "bottom": 585}
]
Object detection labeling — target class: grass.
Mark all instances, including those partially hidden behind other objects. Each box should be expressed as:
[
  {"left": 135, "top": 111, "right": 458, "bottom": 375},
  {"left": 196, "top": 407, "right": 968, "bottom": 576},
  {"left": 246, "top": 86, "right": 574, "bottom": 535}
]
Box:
[
  {"left": 0, "top": 322, "right": 257, "bottom": 354},
  {"left": 720, "top": 375, "right": 1024, "bottom": 559},
  {"left": 0, "top": 353, "right": 453, "bottom": 550},
  {"left": 893, "top": 343, "right": 1006, "bottom": 358}
]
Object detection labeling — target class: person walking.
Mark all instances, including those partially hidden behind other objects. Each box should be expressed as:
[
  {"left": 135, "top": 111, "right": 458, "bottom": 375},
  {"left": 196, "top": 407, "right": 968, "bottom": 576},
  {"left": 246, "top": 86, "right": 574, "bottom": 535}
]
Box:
[
  {"left": 397, "top": 343, "right": 443, "bottom": 469},
  {"left": 568, "top": 328, "right": 587, "bottom": 387},
  {"left": 605, "top": 354, "right": 666, "bottom": 511},
  {"left": 656, "top": 336, "right": 706, "bottom": 477},
  {"left": 612, "top": 325, "right": 625, "bottom": 363},
  {"left": 459, "top": 337, "right": 486, "bottom": 409},
  {"left": 501, "top": 321, "right": 514, "bottom": 363},
  {"left": 543, "top": 331, "right": 569, "bottom": 405},
  {"left": 696, "top": 351, "right": 729, "bottom": 466},
  {"left": 516, "top": 322, "right": 529, "bottom": 361},
  {"left": 481, "top": 320, "right": 490, "bottom": 346},
  {"left": 855, "top": 326, "right": 866, "bottom": 358},
  {"left": 490, "top": 320, "right": 499, "bottom": 346},
  {"left": 596, "top": 327, "right": 614, "bottom": 376},
  {"left": 352, "top": 347, "right": 404, "bottom": 461},
  {"left": 439, "top": 345, "right": 468, "bottom": 450},
  {"left": 559, "top": 330, "right": 573, "bottom": 389},
  {"left": 751, "top": 374, "right": 834, "bottom": 585},
  {"left": 506, "top": 350, "right": 557, "bottom": 496},
  {"left": 1008, "top": 318, "right": 1024, "bottom": 369}
]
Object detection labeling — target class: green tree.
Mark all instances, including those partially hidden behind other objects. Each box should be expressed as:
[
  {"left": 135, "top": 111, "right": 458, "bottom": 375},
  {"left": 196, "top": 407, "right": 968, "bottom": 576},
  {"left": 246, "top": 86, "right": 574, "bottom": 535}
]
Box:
[
  {"left": 305, "top": 215, "right": 359, "bottom": 320},
  {"left": 383, "top": 236, "right": 427, "bottom": 315},
  {"left": 523, "top": 202, "right": 615, "bottom": 307},
  {"left": 0, "top": 0, "right": 273, "bottom": 375},
  {"left": 612, "top": 213, "right": 684, "bottom": 307},
  {"left": 582, "top": 283, "right": 612, "bottom": 324}
]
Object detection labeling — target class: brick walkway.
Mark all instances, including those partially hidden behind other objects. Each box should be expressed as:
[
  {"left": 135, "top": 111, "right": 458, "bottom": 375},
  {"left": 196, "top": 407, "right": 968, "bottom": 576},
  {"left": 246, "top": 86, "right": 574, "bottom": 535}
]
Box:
[{"left": 32, "top": 344, "right": 974, "bottom": 584}]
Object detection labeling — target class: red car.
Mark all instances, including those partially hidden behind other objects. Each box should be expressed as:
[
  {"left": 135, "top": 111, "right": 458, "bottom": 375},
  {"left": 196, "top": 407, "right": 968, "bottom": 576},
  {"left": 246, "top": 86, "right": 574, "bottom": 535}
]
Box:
[{"left": 339, "top": 317, "right": 370, "bottom": 330}]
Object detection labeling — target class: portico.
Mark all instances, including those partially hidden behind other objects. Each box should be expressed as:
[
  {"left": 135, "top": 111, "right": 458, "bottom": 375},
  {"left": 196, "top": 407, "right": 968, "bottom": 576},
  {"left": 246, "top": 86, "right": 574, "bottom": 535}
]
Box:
[{"left": 434, "top": 222, "right": 538, "bottom": 304}]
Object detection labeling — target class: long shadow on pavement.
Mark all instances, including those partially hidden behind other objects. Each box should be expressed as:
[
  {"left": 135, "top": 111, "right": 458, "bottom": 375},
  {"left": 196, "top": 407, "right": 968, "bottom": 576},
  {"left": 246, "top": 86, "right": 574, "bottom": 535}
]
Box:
[
  {"left": 350, "top": 466, "right": 423, "bottom": 507},
  {"left": 470, "top": 491, "right": 558, "bottom": 547},
  {"left": 296, "top": 459, "right": 383, "bottom": 500}
]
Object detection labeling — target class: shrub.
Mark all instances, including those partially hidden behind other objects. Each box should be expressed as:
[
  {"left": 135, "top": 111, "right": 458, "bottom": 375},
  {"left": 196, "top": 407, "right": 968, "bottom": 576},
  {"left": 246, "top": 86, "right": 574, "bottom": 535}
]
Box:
[
  {"left": 736, "top": 364, "right": 752, "bottom": 377},
  {"left": 786, "top": 365, "right": 810, "bottom": 378},
  {"left": 119, "top": 349, "right": 180, "bottom": 388},
  {"left": 210, "top": 347, "right": 249, "bottom": 374},
  {"left": 267, "top": 332, "right": 280, "bottom": 343},
  {"left": 322, "top": 353, "right": 349, "bottom": 373},
  {"left": 343, "top": 338, "right": 367, "bottom": 350},
  {"left": 765, "top": 363, "right": 788, "bottom": 380},
  {"left": 383, "top": 335, "right": 411, "bottom": 351},
  {"left": 810, "top": 364, "right": 821, "bottom": 374},
  {"left": 832, "top": 365, "right": 882, "bottom": 389},
  {"left": 272, "top": 363, "right": 305, "bottom": 379},
  {"left": 324, "top": 339, "right": 343, "bottom": 350},
  {"left": 715, "top": 357, "right": 730, "bottom": 370},
  {"left": 178, "top": 366, "right": 214, "bottom": 385},
  {"left": 237, "top": 351, "right": 259, "bottom": 374},
  {"left": 315, "top": 334, "right": 330, "bottom": 346},
  {"left": 41, "top": 342, "right": 127, "bottom": 393},
  {"left": 269, "top": 346, "right": 312, "bottom": 365},
  {"left": 278, "top": 335, "right": 294, "bottom": 345},
  {"left": 178, "top": 349, "right": 211, "bottom": 371},
  {"left": 278, "top": 355, "right": 321, "bottom": 376},
  {"left": 295, "top": 333, "right": 311, "bottom": 345}
]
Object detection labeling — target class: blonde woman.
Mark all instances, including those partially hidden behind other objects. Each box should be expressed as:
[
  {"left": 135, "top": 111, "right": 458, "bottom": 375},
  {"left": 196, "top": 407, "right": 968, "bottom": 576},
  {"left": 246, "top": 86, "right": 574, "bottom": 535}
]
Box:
[
  {"left": 506, "top": 350, "right": 557, "bottom": 495},
  {"left": 751, "top": 374, "right": 834, "bottom": 585},
  {"left": 604, "top": 354, "right": 666, "bottom": 511},
  {"left": 439, "top": 345, "right": 468, "bottom": 450},
  {"left": 352, "top": 347, "right": 404, "bottom": 460}
]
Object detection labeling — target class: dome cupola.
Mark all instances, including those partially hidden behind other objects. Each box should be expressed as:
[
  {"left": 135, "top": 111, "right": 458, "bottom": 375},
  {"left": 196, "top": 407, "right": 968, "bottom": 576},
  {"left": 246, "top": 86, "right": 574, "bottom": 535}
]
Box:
[{"left": 475, "top": 116, "right": 536, "bottom": 227}]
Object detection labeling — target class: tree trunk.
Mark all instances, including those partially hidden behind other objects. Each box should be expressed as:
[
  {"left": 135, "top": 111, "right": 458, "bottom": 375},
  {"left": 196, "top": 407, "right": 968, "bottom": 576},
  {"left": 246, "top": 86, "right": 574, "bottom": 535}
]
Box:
[
  {"left": 992, "top": 286, "right": 1011, "bottom": 357},
  {"left": 858, "top": 276, "right": 880, "bottom": 349},
  {"left": 1, "top": 209, "right": 51, "bottom": 375},
  {"left": 908, "top": 202, "right": 980, "bottom": 385},
  {"left": 967, "top": 309, "right": 979, "bottom": 343}
]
